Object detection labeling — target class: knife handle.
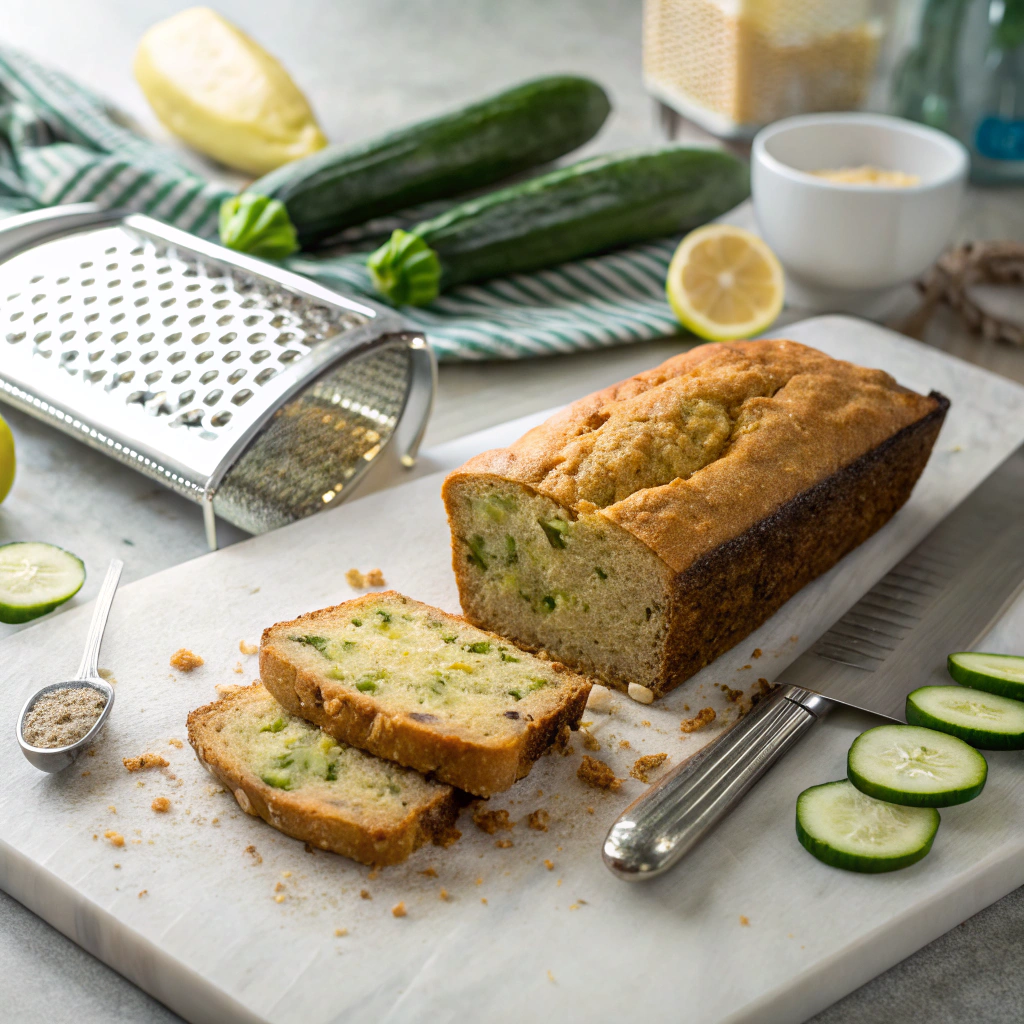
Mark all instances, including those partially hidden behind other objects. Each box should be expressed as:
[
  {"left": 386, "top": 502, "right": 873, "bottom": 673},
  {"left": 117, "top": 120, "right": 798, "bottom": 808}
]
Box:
[{"left": 602, "top": 684, "right": 830, "bottom": 881}]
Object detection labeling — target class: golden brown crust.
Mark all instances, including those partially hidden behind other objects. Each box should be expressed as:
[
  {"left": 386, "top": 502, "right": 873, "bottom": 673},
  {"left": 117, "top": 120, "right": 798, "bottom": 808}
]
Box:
[
  {"left": 259, "top": 593, "right": 592, "bottom": 798},
  {"left": 442, "top": 340, "right": 940, "bottom": 574},
  {"left": 186, "top": 683, "right": 461, "bottom": 867}
]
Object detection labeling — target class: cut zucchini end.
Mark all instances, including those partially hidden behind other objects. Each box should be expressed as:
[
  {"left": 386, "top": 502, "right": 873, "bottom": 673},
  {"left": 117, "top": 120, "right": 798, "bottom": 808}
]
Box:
[
  {"left": 0, "top": 541, "right": 86, "bottom": 624},
  {"left": 219, "top": 193, "right": 299, "bottom": 260},
  {"left": 948, "top": 652, "right": 1024, "bottom": 702},
  {"left": 796, "top": 779, "right": 939, "bottom": 873},
  {"left": 847, "top": 724, "right": 988, "bottom": 808},
  {"left": 367, "top": 229, "right": 442, "bottom": 307},
  {"left": 907, "top": 684, "right": 1024, "bottom": 751}
]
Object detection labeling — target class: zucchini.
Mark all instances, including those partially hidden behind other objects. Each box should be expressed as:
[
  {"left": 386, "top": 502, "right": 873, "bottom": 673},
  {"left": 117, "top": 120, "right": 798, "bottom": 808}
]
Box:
[
  {"left": 367, "top": 146, "right": 750, "bottom": 306},
  {"left": 222, "top": 76, "right": 611, "bottom": 252}
]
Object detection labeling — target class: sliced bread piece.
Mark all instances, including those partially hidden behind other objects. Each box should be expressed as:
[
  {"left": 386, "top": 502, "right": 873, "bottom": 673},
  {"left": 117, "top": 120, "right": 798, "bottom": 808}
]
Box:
[
  {"left": 259, "top": 591, "right": 592, "bottom": 797},
  {"left": 187, "top": 683, "right": 460, "bottom": 866}
]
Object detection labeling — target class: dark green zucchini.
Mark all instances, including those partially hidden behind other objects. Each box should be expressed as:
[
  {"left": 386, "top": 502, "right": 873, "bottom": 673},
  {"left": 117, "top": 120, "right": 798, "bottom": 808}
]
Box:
[
  {"left": 366, "top": 146, "right": 750, "bottom": 306},
  {"left": 221, "top": 76, "right": 611, "bottom": 254}
]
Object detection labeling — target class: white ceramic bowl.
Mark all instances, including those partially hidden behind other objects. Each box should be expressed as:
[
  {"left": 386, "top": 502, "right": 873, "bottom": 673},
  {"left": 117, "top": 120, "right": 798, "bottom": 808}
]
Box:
[{"left": 752, "top": 113, "right": 968, "bottom": 310}]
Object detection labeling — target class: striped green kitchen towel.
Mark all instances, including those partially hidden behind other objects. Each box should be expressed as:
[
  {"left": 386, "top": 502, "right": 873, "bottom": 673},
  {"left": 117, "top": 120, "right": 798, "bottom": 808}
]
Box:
[{"left": 0, "top": 44, "right": 691, "bottom": 361}]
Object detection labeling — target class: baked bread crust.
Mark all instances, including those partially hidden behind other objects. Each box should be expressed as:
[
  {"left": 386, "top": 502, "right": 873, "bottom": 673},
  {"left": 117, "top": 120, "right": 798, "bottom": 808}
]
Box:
[
  {"left": 187, "top": 683, "right": 461, "bottom": 867},
  {"left": 260, "top": 593, "right": 591, "bottom": 797},
  {"left": 443, "top": 340, "right": 949, "bottom": 696}
]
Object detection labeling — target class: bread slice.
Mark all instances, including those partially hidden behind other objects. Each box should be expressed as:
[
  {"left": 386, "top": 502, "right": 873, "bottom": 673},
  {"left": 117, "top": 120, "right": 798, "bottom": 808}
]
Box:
[
  {"left": 259, "top": 591, "right": 592, "bottom": 797},
  {"left": 187, "top": 683, "right": 460, "bottom": 866},
  {"left": 442, "top": 339, "right": 948, "bottom": 697}
]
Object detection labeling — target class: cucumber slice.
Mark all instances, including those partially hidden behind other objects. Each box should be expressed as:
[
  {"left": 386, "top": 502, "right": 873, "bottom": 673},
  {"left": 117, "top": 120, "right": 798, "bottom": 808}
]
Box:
[
  {"left": 0, "top": 542, "right": 86, "bottom": 624},
  {"left": 907, "top": 685, "right": 1024, "bottom": 750},
  {"left": 847, "top": 724, "right": 987, "bottom": 807},
  {"left": 796, "top": 779, "right": 939, "bottom": 873},
  {"left": 948, "top": 652, "right": 1024, "bottom": 701}
]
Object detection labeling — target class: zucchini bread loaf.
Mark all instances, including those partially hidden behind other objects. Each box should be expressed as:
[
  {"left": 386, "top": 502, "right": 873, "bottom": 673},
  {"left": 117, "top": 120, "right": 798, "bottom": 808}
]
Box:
[
  {"left": 442, "top": 339, "right": 948, "bottom": 698},
  {"left": 260, "top": 592, "right": 591, "bottom": 796}
]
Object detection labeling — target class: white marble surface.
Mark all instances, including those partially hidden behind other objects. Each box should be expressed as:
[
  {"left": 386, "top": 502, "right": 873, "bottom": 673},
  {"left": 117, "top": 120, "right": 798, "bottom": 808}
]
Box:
[{"left": 2, "top": 319, "right": 1024, "bottom": 1024}]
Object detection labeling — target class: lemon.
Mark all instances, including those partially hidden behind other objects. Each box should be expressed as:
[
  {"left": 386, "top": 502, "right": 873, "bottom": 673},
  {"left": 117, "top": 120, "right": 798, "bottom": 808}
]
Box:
[
  {"left": 134, "top": 7, "right": 327, "bottom": 177},
  {"left": 666, "top": 225, "right": 785, "bottom": 341},
  {"left": 0, "top": 412, "right": 14, "bottom": 505}
]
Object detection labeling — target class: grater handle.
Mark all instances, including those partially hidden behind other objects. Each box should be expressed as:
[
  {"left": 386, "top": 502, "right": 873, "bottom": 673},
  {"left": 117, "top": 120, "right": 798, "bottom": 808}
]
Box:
[{"left": 0, "top": 204, "right": 123, "bottom": 263}]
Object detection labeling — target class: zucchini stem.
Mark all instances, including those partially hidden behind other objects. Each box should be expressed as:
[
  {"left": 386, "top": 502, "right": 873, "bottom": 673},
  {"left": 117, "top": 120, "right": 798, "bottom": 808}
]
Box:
[
  {"left": 367, "top": 229, "right": 442, "bottom": 306},
  {"left": 219, "top": 193, "right": 299, "bottom": 259}
]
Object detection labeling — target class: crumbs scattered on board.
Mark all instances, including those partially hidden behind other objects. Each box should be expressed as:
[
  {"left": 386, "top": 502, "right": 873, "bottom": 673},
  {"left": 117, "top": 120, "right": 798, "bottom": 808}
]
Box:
[{"left": 170, "top": 649, "right": 204, "bottom": 672}]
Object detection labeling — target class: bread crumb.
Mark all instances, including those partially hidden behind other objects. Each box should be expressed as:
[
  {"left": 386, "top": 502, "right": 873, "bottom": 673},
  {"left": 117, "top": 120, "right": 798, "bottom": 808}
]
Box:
[
  {"left": 245, "top": 844, "right": 262, "bottom": 865},
  {"left": 480, "top": 897, "right": 488, "bottom": 905},
  {"left": 548, "top": 970, "right": 556, "bottom": 984},
  {"left": 475, "top": 877, "right": 483, "bottom": 886},
  {"left": 544, "top": 859, "right": 555, "bottom": 871},
  {"left": 552, "top": 723, "right": 574, "bottom": 755},
  {"left": 216, "top": 683, "right": 244, "bottom": 699},
  {"left": 98, "top": 668, "right": 117, "bottom": 685},
  {"left": 282, "top": 871, "right": 292, "bottom": 879},
  {"left": 790, "top": 635, "right": 799, "bottom": 643},
  {"left": 274, "top": 894, "right": 285, "bottom": 904},
  {"left": 391, "top": 901, "right": 407, "bottom": 918},
  {"left": 527, "top": 809, "right": 550, "bottom": 832},
  {"left": 138, "top": 890, "right": 147, "bottom": 898},
  {"left": 472, "top": 807, "right": 514, "bottom": 834},
  {"left": 752, "top": 648, "right": 762, "bottom": 659},
  {"left": 627, "top": 683, "right": 655, "bottom": 705},
  {"left": 239, "top": 640, "right": 258, "bottom": 656},
  {"left": 681, "top": 707, "right": 717, "bottom": 733},
  {"left": 81, "top": 771, "right": 90, "bottom": 777},
  {"left": 722, "top": 686, "right": 744, "bottom": 703},
  {"left": 113, "top": 863, "right": 121, "bottom": 869},
  {"left": 630, "top": 753, "right": 669, "bottom": 783},
  {"left": 420, "top": 866, "right": 438, "bottom": 878},
  {"left": 104, "top": 831, "right": 124, "bottom": 847},
  {"left": 495, "top": 838, "right": 514, "bottom": 849},
  {"left": 367, "top": 868, "right": 380, "bottom": 881},
  {"left": 334, "top": 928, "right": 348, "bottom": 937},
  {"left": 108, "top": 804, "right": 116, "bottom": 813},
  {"left": 123, "top": 752, "right": 169, "bottom": 772},
  {"left": 169, "top": 648, "right": 203, "bottom": 672},
  {"left": 618, "top": 739, "right": 631, "bottom": 750},
  {"left": 360, "top": 889, "right": 371, "bottom": 900},
  {"left": 346, "top": 568, "right": 387, "bottom": 589},
  {"left": 439, "top": 888, "right": 450, "bottom": 901},
  {"left": 587, "top": 806, "right": 594, "bottom": 814},
  {"left": 151, "top": 797, "right": 171, "bottom": 813},
  {"left": 740, "top": 915, "right": 750, "bottom": 926},
  {"left": 581, "top": 729, "right": 601, "bottom": 752},
  {"left": 274, "top": 881, "right": 285, "bottom": 893},
  {"left": 366, "top": 568, "right": 385, "bottom": 587},
  {"left": 740, "top": 664, "right": 752, "bottom": 671},
  {"left": 167, "top": 737, "right": 183, "bottom": 749},
  {"left": 345, "top": 568, "right": 364, "bottom": 588},
  {"left": 577, "top": 755, "right": 621, "bottom": 791},
  {"left": 586, "top": 685, "right": 614, "bottom": 713},
  {"left": 233, "top": 662, "right": 243, "bottom": 674},
  {"left": 641, "top": 719, "right": 651, "bottom": 727}
]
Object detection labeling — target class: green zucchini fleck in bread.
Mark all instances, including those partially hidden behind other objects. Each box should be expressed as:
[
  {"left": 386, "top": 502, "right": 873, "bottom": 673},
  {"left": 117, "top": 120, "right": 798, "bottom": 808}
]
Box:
[
  {"left": 259, "top": 592, "right": 592, "bottom": 797},
  {"left": 187, "top": 683, "right": 461, "bottom": 866}
]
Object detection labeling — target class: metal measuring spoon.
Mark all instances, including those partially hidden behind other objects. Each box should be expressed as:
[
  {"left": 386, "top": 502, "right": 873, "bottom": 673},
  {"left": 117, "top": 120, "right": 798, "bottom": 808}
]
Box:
[{"left": 17, "top": 559, "right": 124, "bottom": 773}]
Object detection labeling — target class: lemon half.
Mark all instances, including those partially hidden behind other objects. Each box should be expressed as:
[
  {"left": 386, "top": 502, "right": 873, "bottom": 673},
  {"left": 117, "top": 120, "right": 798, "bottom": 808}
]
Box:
[
  {"left": 666, "top": 225, "right": 784, "bottom": 341},
  {"left": 0, "top": 413, "right": 15, "bottom": 505}
]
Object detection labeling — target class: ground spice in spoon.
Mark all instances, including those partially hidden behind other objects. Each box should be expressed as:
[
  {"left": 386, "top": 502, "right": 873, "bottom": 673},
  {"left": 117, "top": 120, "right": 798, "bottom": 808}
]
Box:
[{"left": 22, "top": 687, "right": 106, "bottom": 748}]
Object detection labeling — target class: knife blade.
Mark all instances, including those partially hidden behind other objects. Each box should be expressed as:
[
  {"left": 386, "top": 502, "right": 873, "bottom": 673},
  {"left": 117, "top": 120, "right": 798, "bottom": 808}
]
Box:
[{"left": 603, "top": 447, "right": 1024, "bottom": 880}]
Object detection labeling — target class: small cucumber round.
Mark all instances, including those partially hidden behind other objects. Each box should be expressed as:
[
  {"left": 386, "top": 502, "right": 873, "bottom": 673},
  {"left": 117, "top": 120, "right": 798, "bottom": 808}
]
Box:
[
  {"left": 847, "top": 724, "right": 987, "bottom": 807},
  {"left": 0, "top": 542, "right": 85, "bottom": 624},
  {"left": 948, "top": 652, "right": 1024, "bottom": 701},
  {"left": 907, "top": 685, "right": 1024, "bottom": 750},
  {"left": 796, "top": 779, "right": 939, "bottom": 873}
]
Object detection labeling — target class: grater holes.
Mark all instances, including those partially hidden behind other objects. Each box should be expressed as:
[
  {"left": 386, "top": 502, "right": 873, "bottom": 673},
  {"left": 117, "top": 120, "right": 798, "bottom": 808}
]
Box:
[
  {"left": 80, "top": 261, "right": 93, "bottom": 269},
  {"left": 140, "top": 350, "right": 158, "bottom": 365},
  {"left": 131, "top": 263, "right": 145, "bottom": 272},
  {"left": 251, "top": 350, "right": 270, "bottom": 364},
  {"left": 58, "top": 295, "right": 72, "bottom": 305},
  {"left": 165, "top": 332, "right": 182, "bottom": 344},
  {"left": 213, "top": 299, "right": 230, "bottom": 309},
  {"left": 111, "top": 313, "right": 125, "bottom": 324},
  {"left": 108, "top": 295, "right": 123, "bottom": 306},
  {"left": 232, "top": 388, "right": 253, "bottom": 405},
  {"left": 137, "top": 314, "right": 151, "bottom": 325},
  {"left": 111, "top": 351, "right": 130, "bottom": 365},
  {"left": 193, "top": 332, "right": 210, "bottom": 344},
  {"left": 84, "top": 296, "right": 97, "bottom": 306},
  {"left": 145, "top": 370, "right": 162, "bottom": 385},
  {"left": 219, "top": 332, "right": 237, "bottom": 344},
  {"left": 171, "top": 408, "right": 203, "bottom": 428},
  {"left": 160, "top": 297, "right": 175, "bottom": 308},
  {"left": 111, "top": 331, "right": 128, "bottom": 343},
  {"left": 134, "top": 296, "right": 148, "bottom": 307},
  {"left": 254, "top": 368, "right": 276, "bottom": 385},
  {"left": 168, "top": 351, "right": 186, "bottom": 365},
  {"left": 56, "top": 276, "right": 69, "bottom": 285},
  {"left": 275, "top": 331, "right": 295, "bottom": 345},
  {"left": 30, "top": 275, "right": 43, "bottom": 284},
  {"left": 158, "top": 281, "right": 173, "bottom": 291},
  {"left": 210, "top": 411, "right": 232, "bottom": 427},
  {"left": 178, "top": 390, "right": 196, "bottom": 405},
  {"left": 132, "top": 280, "right": 146, "bottom": 290},
  {"left": 172, "top": 370, "right": 190, "bottom": 384},
  {"left": 81, "top": 278, "right": 95, "bottom": 286},
  {"left": 211, "top": 283, "right": 228, "bottom": 294},
  {"left": 223, "top": 350, "right": 241, "bottom": 364},
  {"left": 227, "top": 368, "right": 245, "bottom": 383},
  {"left": 216, "top": 315, "right": 233, "bottom": 326},
  {"left": 6, "top": 332, "right": 26, "bottom": 343},
  {"left": 85, "top": 331, "right": 102, "bottom": 343},
  {"left": 85, "top": 313, "right": 100, "bottom": 324},
  {"left": 31, "top": 294, "right": 44, "bottom": 304},
  {"left": 59, "top": 311, "right": 73, "bottom": 323},
  {"left": 84, "top": 369, "right": 105, "bottom": 383},
  {"left": 34, "top": 331, "right": 51, "bottom": 343},
  {"left": 204, "top": 389, "right": 223, "bottom": 406},
  {"left": 138, "top": 332, "right": 154, "bottom": 343},
  {"left": 59, "top": 349, "right": 77, "bottom": 364},
  {"left": 105, "top": 262, "right": 117, "bottom": 271},
  {"left": 248, "top": 332, "right": 266, "bottom": 344},
  {"left": 196, "top": 350, "right": 214, "bottom": 364},
  {"left": 185, "top": 283, "right": 201, "bottom": 292},
  {"left": 187, "top": 300, "right": 202, "bottom": 311},
  {"left": 107, "top": 279, "right": 121, "bottom": 288},
  {"left": 130, "top": 246, "right": 145, "bottom": 257},
  {"left": 189, "top": 315, "right": 205, "bottom": 327},
  {"left": 9, "top": 311, "right": 22, "bottom": 321},
  {"left": 279, "top": 350, "right": 300, "bottom": 364},
  {"left": 60, "top": 331, "right": 75, "bottom": 343},
  {"left": 200, "top": 370, "right": 218, "bottom": 384},
  {"left": 88, "top": 350, "right": 104, "bottom": 362},
  {"left": 243, "top": 314, "right": 262, "bottom": 326},
  {"left": 163, "top": 315, "right": 178, "bottom": 327},
  {"left": 33, "top": 313, "right": 47, "bottom": 324}
]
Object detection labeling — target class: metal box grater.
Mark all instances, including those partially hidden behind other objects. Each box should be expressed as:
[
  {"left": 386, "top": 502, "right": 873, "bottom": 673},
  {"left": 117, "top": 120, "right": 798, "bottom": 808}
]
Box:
[{"left": 0, "top": 204, "right": 436, "bottom": 549}]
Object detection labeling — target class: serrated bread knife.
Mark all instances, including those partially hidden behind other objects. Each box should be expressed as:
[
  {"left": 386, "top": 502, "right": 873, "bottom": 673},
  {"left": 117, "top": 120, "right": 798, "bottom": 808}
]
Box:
[{"left": 603, "top": 448, "right": 1024, "bottom": 880}]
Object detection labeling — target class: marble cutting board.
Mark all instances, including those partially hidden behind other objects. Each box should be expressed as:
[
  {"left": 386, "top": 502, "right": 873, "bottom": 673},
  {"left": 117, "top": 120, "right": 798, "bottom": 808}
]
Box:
[{"left": 3, "top": 316, "right": 1024, "bottom": 1024}]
